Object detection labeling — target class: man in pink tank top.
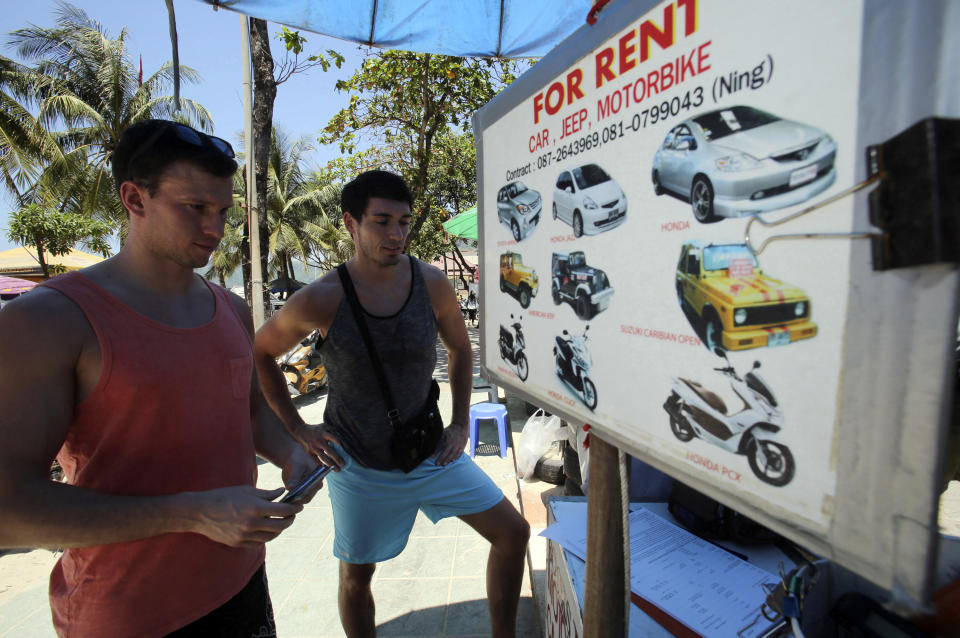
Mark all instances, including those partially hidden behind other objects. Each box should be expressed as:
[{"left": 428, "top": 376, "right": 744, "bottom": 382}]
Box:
[{"left": 0, "top": 120, "right": 320, "bottom": 637}]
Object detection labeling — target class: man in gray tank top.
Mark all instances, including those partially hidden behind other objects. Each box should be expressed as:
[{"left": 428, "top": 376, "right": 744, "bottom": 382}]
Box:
[{"left": 254, "top": 170, "right": 530, "bottom": 638}]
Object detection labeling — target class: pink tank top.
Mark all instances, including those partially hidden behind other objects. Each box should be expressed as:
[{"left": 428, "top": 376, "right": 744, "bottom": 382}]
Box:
[{"left": 41, "top": 272, "right": 264, "bottom": 638}]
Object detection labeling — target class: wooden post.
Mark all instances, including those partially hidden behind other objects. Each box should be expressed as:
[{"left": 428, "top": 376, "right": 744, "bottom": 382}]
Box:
[{"left": 583, "top": 434, "right": 625, "bottom": 637}]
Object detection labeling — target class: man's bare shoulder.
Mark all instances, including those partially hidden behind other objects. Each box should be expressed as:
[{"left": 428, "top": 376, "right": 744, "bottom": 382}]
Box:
[
  {"left": 0, "top": 287, "right": 92, "bottom": 372},
  {"left": 220, "top": 287, "right": 254, "bottom": 334},
  {"left": 416, "top": 260, "right": 452, "bottom": 287},
  {"left": 294, "top": 269, "right": 344, "bottom": 306},
  {"left": 417, "top": 259, "right": 447, "bottom": 281},
  {"left": 0, "top": 287, "right": 92, "bottom": 342},
  {"left": 268, "top": 269, "right": 344, "bottom": 336},
  {"left": 415, "top": 259, "right": 460, "bottom": 319}
]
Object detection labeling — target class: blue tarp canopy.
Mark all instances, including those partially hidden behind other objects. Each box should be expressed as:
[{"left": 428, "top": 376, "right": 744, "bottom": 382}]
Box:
[{"left": 201, "top": 0, "right": 591, "bottom": 58}]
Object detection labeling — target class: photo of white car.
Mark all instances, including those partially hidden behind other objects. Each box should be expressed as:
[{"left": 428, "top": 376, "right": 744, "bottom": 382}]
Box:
[
  {"left": 552, "top": 164, "right": 627, "bottom": 237},
  {"left": 651, "top": 106, "right": 837, "bottom": 223}
]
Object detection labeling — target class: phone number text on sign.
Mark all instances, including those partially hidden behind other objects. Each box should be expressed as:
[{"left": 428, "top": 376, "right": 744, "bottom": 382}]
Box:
[{"left": 536, "top": 86, "right": 705, "bottom": 167}]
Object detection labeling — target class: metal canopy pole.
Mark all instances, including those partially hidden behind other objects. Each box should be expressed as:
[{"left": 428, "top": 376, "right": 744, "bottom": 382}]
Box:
[{"left": 241, "top": 14, "right": 265, "bottom": 328}]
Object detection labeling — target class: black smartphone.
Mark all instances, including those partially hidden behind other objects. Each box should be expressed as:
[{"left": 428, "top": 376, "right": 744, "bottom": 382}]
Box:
[{"left": 280, "top": 465, "right": 332, "bottom": 504}]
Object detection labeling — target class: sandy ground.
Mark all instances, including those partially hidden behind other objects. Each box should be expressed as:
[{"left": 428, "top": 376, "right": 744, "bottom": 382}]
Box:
[{"left": 0, "top": 548, "right": 59, "bottom": 608}]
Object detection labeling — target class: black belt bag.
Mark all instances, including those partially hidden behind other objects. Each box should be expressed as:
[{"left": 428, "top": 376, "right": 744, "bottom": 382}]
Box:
[
  {"left": 337, "top": 264, "right": 443, "bottom": 472},
  {"left": 389, "top": 379, "right": 444, "bottom": 472}
]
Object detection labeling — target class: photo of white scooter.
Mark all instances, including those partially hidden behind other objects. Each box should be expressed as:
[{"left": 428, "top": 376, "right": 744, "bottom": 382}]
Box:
[
  {"left": 662, "top": 349, "right": 795, "bottom": 486},
  {"left": 554, "top": 325, "right": 598, "bottom": 410}
]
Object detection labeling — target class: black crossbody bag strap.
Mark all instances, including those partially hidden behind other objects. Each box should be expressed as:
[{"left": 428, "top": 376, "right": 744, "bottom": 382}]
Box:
[{"left": 336, "top": 264, "right": 402, "bottom": 430}]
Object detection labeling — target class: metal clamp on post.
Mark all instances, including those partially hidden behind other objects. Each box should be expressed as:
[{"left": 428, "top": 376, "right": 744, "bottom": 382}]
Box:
[
  {"left": 868, "top": 118, "right": 960, "bottom": 270},
  {"left": 744, "top": 118, "right": 960, "bottom": 271}
]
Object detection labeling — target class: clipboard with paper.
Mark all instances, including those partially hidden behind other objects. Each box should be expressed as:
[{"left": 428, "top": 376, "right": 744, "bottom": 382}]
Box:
[{"left": 541, "top": 499, "right": 787, "bottom": 637}]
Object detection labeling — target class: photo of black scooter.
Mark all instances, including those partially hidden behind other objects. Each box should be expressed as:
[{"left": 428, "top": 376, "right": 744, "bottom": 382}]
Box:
[{"left": 499, "top": 313, "right": 529, "bottom": 381}]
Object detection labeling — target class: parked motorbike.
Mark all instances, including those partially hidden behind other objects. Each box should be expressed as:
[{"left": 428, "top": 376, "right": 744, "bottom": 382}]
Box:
[
  {"left": 663, "top": 348, "right": 795, "bottom": 486},
  {"left": 279, "top": 330, "right": 328, "bottom": 395},
  {"left": 499, "top": 313, "right": 529, "bottom": 381},
  {"left": 553, "top": 325, "right": 598, "bottom": 410}
]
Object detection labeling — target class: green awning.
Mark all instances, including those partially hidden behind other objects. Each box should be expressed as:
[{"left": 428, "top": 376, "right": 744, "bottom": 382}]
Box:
[{"left": 442, "top": 207, "right": 478, "bottom": 241}]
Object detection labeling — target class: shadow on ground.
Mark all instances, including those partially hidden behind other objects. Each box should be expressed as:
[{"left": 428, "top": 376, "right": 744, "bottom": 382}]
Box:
[{"left": 374, "top": 595, "right": 540, "bottom": 637}]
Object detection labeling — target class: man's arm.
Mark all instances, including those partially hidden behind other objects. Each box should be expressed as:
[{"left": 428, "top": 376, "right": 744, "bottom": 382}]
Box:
[
  {"left": 229, "top": 294, "right": 320, "bottom": 495},
  {"left": 422, "top": 265, "right": 474, "bottom": 465},
  {"left": 0, "top": 290, "right": 302, "bottom": 550},
  {"left": 252, "top": 276, "right": 344, "bottom": 468}
]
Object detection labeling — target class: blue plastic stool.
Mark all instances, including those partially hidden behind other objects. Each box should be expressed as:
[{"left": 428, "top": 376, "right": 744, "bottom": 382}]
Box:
[{"left": 468, "top": 402, "right": 509, "bottom": 458}]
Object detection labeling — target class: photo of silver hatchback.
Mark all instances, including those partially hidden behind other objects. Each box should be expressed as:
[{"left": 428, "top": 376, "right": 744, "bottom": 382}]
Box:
[
  {"left": 497, "top": 181, "right": 542, "bottom": 241},
  {"left": 552, "top": 163, "right": 627, "bottom": 237},
  {"left": 651, "top": 105, "right": 837, "bottom": 223}
]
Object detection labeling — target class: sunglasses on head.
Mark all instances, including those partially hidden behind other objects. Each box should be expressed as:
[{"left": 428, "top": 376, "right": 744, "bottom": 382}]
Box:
[{"left": 133, "top": 122, "right": 235, "bottom": 161}]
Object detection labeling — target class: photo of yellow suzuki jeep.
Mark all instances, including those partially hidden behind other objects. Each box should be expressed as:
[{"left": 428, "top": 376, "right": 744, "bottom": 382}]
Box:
[
  {"left": 676, "top": 241, "right": 817, "bottom": 351},
  {"left": 500, "top": 251, "right": 538, "bottom": 309}
]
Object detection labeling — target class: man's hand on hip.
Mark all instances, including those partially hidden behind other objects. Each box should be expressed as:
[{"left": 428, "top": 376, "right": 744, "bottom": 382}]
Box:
[
  {"left": 280, "top": 444, "right": 328, "bottom": 505},
  {"left": 294, "top": 423, "right": 345, "bottom": 470},
  {"left": 436, "top": 424, "right": 468, "bottom": 466}
]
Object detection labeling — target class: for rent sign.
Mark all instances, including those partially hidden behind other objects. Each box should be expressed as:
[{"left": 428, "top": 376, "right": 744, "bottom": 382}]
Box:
[{"left": 475, "top": 0, "right": 959, "bottom": 609}]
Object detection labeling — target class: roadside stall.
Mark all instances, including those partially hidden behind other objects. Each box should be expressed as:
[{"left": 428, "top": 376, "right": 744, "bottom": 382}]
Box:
[
  {"left": 0, "top": 275, "right": 37, "bottom": 309},
  {"left": 0, "top": 246, "right": 104, "bottom": 282},
  {"left": 441, "top": 207, "right": 480, "bottom": 293},
  {"left": 472, "top": 0, "right": 960, "bottom": 636},
  {"left": 186, "top": 0, "right": 960, "bottom": 634}
]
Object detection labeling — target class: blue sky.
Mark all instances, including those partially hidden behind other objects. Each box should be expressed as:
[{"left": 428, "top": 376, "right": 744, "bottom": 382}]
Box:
[{"left": 1, "top": 0, "right": 370, "bottom": 252}]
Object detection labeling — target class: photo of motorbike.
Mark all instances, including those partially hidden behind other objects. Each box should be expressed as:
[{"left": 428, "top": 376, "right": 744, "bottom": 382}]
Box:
[
  {"left": 553, "top": 325, "right": 598, "bottom": 410},
  {"left": 662, "top": 349, "right": 795, "bottom": 486},
  {"left": 499, "top": 313, "right": 529, "bottom": 381},
  {"left": 279, "top": 330, "right": 328, "bottom": 395}
]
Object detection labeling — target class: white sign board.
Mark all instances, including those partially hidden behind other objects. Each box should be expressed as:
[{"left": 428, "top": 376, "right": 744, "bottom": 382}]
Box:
[{"left": 474, "top": 0, "right": 960, "bottom": 608}]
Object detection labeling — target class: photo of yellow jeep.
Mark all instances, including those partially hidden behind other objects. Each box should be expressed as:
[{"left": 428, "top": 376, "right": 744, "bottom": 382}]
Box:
[
  {"left": 676, "top": 241, "right": 817, "bottom": 351},
  {"left": 499, "top": 251, "right": 538, "bottom": 309}
]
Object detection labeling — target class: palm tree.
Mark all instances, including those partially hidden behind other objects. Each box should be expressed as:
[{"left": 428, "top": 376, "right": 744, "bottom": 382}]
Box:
[
  {"left": 204, "top": 170, "right": 247, "bottom": 288},
  {"left": 304, "top": 177, "right": 353, "bottom": 271},
  {"left": 0, "top": 57, "right": 68, "bottom": 205},
  {"left": 205, "top": 135, "right": 350, "bottom": 292},
  {"left": 1, "top": 1, "right": 214, "bottom": 230},
  {"left": 263, "top": 129, "right": 349, "bottom": 290}
]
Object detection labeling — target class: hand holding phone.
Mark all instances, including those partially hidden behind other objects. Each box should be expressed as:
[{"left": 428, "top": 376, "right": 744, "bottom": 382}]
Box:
[{"left": 280, "top": 464, "right": 332, "bottom": 504}]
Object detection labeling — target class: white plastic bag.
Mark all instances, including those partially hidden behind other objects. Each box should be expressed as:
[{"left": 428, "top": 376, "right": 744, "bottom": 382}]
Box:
[{"left": 517, "top": 409, "right": 564, "bottom": 481}]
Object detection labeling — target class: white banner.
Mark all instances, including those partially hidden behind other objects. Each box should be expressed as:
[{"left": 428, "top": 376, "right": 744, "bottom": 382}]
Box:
[{"left": 479, "top": 0, "right": 868, "bottom": 527}]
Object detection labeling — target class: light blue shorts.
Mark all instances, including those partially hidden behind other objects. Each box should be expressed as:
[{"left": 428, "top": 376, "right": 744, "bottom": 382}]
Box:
[{"left": 325, "top": 443, "right": 504, "bottom": 564}]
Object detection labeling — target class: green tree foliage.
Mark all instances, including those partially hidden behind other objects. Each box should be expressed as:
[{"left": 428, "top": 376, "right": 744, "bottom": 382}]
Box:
[
  {"left": 0, "top": 1, "right": 213, "bottom": 233},
  {"left": 208, "top": 130, "right": 352, "bottom": 288},
  {"left": 204, "top": 170, "right": 248, "bottom": 287},
  {"left": 263, "top": 129, "right": 345, "bottom": 289},
  {"left": 318, "top": 50, "right": 520, "bottom": 257},
  {"left": 7, "top": 203, "right": 111, "bottom": 278},
  {"left": 0, "top": 58, "right": 67, "bottom": 202}
]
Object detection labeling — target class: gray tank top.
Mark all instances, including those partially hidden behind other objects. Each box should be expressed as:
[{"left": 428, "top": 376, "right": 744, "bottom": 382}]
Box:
[{"left": 319, "top": 256, "right": 438, "bottom": 469}]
